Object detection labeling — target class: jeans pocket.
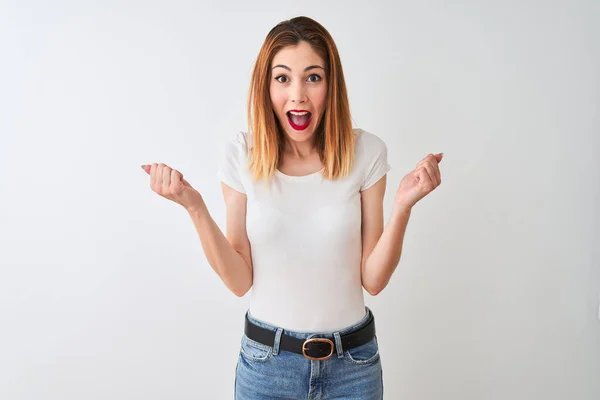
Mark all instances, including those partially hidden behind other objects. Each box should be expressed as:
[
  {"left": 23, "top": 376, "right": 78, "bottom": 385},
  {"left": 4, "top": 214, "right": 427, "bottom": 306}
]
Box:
[
  {"left": 240, "top": 334, "right": 273, "bottom": 362},
  {"left": 344, "top": 336, "right": 380, "bottom": 365}
]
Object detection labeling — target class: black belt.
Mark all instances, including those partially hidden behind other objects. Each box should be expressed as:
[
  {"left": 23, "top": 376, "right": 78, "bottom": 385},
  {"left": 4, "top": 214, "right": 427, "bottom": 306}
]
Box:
[{"left": 244, "top": 311, "right": 376, "bottom": 361}]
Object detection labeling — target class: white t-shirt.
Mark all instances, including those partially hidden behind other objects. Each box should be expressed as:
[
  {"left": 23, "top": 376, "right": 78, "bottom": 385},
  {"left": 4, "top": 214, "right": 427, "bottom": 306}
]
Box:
[{"left": 217, "top": 128, "right": 390, "bottom": 332}]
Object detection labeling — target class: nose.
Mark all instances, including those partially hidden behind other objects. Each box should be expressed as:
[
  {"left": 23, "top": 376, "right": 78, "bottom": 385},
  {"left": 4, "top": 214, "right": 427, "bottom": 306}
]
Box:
[{"left": 290, "top": 81, "right": 307, "bottom": 104}]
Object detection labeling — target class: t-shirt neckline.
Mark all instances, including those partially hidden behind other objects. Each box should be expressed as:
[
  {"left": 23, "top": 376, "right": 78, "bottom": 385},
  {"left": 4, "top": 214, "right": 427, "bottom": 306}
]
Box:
[{"left": 275, "top": 168, "right": 325, "bottom": 181}]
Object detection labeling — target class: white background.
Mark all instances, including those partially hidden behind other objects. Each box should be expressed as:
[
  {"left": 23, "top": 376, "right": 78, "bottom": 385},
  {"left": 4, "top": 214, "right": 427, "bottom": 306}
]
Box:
[{"left": 1, "top": 0, "right": 599, "bottom": 399}]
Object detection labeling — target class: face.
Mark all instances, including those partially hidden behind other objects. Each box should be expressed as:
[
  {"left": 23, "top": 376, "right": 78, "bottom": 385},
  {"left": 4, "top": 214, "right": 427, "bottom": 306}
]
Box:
[{"left": 269, "top": 41, "right": 328, "bottom": 144}]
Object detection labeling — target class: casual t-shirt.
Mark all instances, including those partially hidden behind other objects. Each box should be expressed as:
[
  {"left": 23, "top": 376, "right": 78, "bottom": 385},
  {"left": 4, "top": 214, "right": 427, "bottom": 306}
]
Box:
[{"left": 217, "top": 128, "right": 390, "bottom": 332}]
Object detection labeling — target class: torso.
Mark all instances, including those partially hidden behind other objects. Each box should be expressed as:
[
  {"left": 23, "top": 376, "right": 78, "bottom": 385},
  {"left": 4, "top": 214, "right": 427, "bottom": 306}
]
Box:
[{"left": 222, "top": 128, "right": 389, "bottom": 333}]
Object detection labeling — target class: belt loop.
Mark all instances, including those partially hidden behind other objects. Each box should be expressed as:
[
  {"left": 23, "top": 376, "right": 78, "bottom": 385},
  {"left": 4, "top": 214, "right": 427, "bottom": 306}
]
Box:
[
  {"left": 333, "top": 332, "right": 344, "bottom": 358},
  {"left": 272, "top": 328, "right": 283, "bottom": 356}
]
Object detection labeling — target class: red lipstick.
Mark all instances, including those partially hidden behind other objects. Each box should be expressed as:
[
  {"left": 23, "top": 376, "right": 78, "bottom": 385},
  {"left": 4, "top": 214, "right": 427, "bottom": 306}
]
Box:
[{"left": 286, "top": 110, "right": 312, "bottom": 131}]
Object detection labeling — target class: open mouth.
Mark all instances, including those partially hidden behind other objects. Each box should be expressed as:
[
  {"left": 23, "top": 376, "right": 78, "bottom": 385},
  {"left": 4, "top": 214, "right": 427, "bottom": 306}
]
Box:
[{"left": 286, "top": 110, "right": 312, "bottom": 131}]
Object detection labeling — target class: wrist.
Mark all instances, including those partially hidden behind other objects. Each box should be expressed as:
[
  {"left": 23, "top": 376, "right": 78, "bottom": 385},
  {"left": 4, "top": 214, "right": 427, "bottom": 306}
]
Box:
[
  {"left": 185, "top": 198, "right": 207, "bottom": 215},
  {"left": 391, "top": 203, "right": 412, "bottom": 218}
]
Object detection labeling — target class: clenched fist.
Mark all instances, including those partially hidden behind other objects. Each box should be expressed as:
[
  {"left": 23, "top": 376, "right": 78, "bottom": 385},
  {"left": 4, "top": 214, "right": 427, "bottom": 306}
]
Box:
[
  {"left": 394, "top": 153, "right": 443, "bottom": 210},
  {"left": 141, "top": 163, "right": 203, "bottom": 212}
]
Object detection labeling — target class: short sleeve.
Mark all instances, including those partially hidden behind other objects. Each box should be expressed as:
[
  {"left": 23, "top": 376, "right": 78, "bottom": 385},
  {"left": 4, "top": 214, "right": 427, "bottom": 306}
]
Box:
[
  {"left": 360, "top": 134, "right": 391, "bottom": 191},
  {"left": 217, "top": 132, "right": 248, "bottom": 194}
]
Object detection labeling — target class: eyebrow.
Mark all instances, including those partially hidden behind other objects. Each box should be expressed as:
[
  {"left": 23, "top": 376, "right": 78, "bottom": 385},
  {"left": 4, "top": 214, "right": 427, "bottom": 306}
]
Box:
[{"left": 271, "top": 64, "right": 325, "bottom": 72}]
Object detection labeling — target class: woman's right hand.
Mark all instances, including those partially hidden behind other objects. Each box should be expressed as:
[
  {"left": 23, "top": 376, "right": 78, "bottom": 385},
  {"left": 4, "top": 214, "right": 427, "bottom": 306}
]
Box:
[{"left": 141, "top": 163, "right": 204, "bottom": 212}]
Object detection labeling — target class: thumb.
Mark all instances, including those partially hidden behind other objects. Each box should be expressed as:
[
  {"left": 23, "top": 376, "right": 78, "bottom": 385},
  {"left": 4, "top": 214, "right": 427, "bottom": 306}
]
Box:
[
  {"left": 435, "top": 153, "right": 444, "bottom": 163},
  {"left": 141, "top": 165, "right": 151, "bottom": 174}
]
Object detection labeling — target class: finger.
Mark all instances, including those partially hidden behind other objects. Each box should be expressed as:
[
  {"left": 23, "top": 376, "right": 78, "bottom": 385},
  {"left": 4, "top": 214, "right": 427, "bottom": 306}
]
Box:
[
  {"left": 420, "top": 154, "right": 441, "bottom": 185},
  {"left": 156, "top": 163, "right": 164, "bottom": 188},
  {"left": 171, "top": 169, "right": 183, "bottom": 189},
  {"left": 417, "top": 166, "right": 435, "bottom": 192},
  {"left": 416, "top": 154, "right": 436, "bottom": 169},
  {"left": 421, "top": 161, "right": 439, "bottom": 187},
  {"left": 417, "top": 156, "right": 436, "bottom": 185},
  {"left": 161, "top": 164, "right": 171, "bottom": 189},
  {"left": 141, "top": 165, "right": 151, "bottom": 174},
  {"left": 430, "top": 154, "right": 442, "bottom": 184},
  {"left": 150, "top": 163, "right": 159, "bottom": 188},
  {"left": 427, "top": 155, "right": 441, "bottom": 186},
  {"left": 418, "top": 153, "right": 442, "bottom": 164}
]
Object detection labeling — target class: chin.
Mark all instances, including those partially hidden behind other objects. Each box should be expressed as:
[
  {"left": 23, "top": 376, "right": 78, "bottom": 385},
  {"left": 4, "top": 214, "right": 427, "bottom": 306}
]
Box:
[{"left": 286, "top": 128, "right": 314, "bottom": 140}]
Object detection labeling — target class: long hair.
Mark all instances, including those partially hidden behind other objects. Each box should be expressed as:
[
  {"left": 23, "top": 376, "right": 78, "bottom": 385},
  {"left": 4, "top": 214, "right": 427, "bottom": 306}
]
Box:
[{"left": 247, "top": 16, "right": 355, "bottom": 184}]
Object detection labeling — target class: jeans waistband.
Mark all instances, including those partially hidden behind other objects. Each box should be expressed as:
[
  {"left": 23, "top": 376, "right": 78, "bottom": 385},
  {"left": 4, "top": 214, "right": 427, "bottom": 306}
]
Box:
[{"left": 245, "top": 306, "right": 374, "bottom": 340}]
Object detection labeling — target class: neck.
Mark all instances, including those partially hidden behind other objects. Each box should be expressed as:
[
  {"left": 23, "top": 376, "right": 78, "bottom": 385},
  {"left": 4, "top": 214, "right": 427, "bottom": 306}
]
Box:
[{"left": 283, "top": 136, "right": 318, "bottom": 158}]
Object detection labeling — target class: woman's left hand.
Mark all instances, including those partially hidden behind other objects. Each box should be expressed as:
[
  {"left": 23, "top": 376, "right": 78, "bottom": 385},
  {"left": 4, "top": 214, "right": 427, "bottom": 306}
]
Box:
[{"left": 395, "top": 153, "right": 443, "bottom": 210}]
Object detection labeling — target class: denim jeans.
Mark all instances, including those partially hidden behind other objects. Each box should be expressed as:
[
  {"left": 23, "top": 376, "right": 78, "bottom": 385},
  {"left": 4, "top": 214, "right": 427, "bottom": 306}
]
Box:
[{"left": 234, "top": 306, "right": 383, "bottom": 399}]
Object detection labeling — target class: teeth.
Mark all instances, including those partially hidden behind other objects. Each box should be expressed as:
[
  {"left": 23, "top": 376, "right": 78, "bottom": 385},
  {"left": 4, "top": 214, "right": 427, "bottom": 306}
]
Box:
[{"left": 289, "top": 111, "right": 310, "bottom": 116}]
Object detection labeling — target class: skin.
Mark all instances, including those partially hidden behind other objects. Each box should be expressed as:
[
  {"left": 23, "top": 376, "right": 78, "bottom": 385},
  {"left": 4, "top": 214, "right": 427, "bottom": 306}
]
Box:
[{"left": 269, "top": 40, "right": 328, "bottom": 176}]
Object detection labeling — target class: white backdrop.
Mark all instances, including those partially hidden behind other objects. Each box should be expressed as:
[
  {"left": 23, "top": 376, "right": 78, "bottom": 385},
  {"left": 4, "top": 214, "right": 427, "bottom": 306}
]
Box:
[{"left": 1, "top": 0, "right": 599, "bottom": 399}]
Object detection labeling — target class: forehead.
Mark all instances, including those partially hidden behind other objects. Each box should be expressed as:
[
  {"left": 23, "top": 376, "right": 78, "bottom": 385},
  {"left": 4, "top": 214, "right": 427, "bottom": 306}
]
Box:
[{"left": 271, "top": 41, "right": 325, "bottom": 69}]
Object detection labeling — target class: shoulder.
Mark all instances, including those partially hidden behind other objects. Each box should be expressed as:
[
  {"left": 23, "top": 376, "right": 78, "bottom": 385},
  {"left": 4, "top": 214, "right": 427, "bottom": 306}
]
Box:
[
  {"left": 222, "top": 131, "right": 252, "bottom": 159},
  {"left": 353, "top": 128, "right": 388, "bottom": 159},
  {"left": 217, "top": 132, "right": 252, "bottom": 193},
  {"left": 229, "top": 131, "right": 251, "bottom": 151},
  {"left": 352, "top": 128, "right": 391, "bottom": 190}
]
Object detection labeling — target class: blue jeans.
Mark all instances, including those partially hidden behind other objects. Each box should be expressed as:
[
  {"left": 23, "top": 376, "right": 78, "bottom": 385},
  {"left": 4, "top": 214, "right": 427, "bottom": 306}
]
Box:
[{"left": 235, "top": 306, "right": 383, "bottom": 399}]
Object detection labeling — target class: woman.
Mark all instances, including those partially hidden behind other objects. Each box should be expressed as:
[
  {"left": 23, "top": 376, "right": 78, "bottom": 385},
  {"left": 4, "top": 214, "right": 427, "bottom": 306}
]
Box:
[{"left": 142, "top": 16, "right": 442, "bottom": 400}]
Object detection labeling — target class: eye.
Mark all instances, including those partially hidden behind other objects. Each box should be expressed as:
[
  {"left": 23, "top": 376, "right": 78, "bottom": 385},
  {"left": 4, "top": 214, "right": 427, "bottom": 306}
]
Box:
[
  {"left": 307, "top": 74, "right": 322, "bottom": 83},
  {"left": 274, "top": 75, "right": 288, "bottom": 83}
]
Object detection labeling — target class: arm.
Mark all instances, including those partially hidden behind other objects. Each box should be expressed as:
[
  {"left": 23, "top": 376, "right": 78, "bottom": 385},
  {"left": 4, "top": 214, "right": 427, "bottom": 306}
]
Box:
[
  {"left": 360, "top": 175, "right": 411, "bottom": 296},
  {"left": 360, "top": 152, "right": 443, "bottom": 295},
  {"left": 186, "top": 184, "right": 253, "bottom": 297}
]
